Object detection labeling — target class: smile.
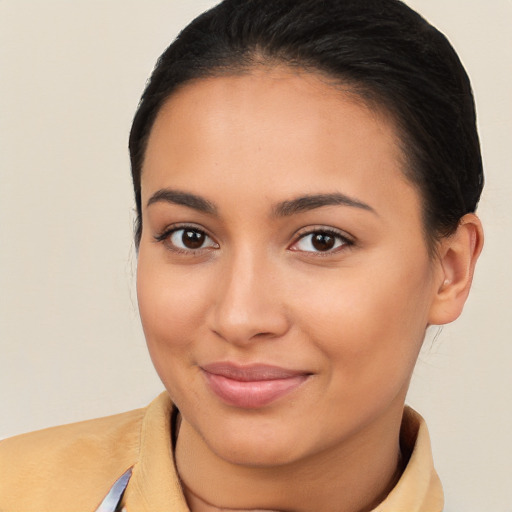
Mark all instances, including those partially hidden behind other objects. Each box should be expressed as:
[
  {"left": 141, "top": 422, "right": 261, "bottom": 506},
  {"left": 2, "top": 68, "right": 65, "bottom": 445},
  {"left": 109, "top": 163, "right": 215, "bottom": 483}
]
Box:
[{"left": 201, "top": 363, "right": 311, "bottom": 409}]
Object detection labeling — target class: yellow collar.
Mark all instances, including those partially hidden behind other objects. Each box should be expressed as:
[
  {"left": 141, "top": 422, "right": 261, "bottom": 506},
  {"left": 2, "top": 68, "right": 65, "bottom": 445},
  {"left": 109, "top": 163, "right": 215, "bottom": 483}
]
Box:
[{"left": 119, "top": 393, "right": 443, "bottom": 512}]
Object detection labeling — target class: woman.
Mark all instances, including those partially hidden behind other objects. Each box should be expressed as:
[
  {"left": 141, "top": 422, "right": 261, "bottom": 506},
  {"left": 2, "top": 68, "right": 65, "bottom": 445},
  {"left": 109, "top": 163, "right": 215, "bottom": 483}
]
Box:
[{"left": 0, "top": 0, "right": 484, "bottom": 511}]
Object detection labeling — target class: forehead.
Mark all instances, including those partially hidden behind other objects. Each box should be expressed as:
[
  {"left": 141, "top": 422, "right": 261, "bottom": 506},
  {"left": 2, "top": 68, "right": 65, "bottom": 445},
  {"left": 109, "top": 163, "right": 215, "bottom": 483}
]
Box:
[
  {"left": 147, "top": 67, "right": 398, "bottom": 156},
  {"left": 141, "top": 67, "right": 418, "bottom": 220}
]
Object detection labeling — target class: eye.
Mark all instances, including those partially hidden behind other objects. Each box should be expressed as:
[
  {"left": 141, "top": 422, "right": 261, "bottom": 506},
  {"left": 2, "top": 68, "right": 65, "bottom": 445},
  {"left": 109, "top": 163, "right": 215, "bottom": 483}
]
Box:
[
  {"left": 290, "top": 229, "right": 351, "bottom": 253},
  {"left": 155, "top": 226, "right": 219, "bottom": 253}
]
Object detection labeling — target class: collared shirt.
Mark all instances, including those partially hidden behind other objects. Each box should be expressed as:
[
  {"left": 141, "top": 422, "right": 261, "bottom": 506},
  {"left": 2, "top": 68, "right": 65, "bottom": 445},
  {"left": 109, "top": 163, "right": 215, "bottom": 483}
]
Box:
[{"left": 0, "top": 392, "right": 443, "bottom": 512}]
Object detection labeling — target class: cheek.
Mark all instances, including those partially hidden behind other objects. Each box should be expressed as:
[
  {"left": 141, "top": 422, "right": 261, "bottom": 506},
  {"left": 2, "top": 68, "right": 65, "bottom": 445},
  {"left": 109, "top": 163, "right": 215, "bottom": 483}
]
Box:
[
  {"left": 136, "top": 250, "right": 210, "bottom": 359},
  {"left": 136, "top": 254, "right": 212, "bottom": 406},
  {"left": 295, "top": 259, "right": 433, "bottom": 391}
]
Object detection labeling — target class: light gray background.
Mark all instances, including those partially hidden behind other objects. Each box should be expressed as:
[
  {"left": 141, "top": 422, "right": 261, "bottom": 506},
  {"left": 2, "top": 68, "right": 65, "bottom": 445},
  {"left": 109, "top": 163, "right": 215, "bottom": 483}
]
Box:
[{"left": 1, "top": 1, "right": 511, "bottom": 511}]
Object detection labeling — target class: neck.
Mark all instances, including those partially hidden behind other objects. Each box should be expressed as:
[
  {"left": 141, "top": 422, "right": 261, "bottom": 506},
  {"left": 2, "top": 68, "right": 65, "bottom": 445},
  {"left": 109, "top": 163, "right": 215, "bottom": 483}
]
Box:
[{"left": 175, "top": 404, "right": 405, "bottom": 512}]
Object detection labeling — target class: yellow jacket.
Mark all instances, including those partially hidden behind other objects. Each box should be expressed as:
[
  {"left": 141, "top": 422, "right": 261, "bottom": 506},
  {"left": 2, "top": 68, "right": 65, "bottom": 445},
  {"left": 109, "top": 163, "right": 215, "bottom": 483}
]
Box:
[{"left": 0, "top": 392, "right": 443, "bottom": 512}]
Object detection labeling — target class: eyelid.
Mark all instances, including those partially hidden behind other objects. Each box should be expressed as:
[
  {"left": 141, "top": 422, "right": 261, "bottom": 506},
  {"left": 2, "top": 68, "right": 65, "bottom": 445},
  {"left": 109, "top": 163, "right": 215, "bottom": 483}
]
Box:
[
  {"left": 154, "top": 223, "right": 219, "bottom": 253},
  {"left": 289, "top": 226, "right": 354, "bottom": 254}
]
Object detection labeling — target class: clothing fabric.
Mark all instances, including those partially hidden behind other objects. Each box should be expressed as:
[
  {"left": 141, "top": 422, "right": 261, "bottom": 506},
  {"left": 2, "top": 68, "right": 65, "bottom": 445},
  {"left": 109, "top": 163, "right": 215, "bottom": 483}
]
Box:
[{"left": 0, "top": 392, "right": 444, "bottom": 512}]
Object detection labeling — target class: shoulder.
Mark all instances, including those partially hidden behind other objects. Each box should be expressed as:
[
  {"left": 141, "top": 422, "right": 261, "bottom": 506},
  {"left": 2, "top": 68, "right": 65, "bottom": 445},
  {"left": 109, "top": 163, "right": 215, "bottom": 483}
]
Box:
[{"left": 0, "top": 406, "right": 146, "bottom": 512}]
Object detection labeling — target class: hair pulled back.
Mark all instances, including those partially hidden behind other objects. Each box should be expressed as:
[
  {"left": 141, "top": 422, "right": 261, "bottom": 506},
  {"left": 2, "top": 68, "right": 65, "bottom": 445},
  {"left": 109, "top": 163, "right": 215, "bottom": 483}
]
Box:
[{"left": 129, "top": 0, "right": 483, "bottom": 250}]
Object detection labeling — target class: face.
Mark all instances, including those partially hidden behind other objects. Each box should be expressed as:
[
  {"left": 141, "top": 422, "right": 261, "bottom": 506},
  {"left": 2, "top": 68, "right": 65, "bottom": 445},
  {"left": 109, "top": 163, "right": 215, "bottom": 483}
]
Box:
[{"left": 137, "top": 67, "right": 441, "bottom": 466}]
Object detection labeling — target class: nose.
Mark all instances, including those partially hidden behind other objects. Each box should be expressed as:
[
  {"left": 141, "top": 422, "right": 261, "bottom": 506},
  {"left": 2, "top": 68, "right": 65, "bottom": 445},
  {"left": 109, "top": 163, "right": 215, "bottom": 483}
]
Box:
[{"left": 207, "top": 248, "right": 290, "bottom": 346}]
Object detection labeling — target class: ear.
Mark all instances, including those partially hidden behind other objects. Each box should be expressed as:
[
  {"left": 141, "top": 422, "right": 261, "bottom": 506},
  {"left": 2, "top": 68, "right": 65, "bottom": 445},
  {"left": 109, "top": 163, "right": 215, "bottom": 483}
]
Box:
[{"left": 428, "top": 213, "right": 484, "bottom": 326}]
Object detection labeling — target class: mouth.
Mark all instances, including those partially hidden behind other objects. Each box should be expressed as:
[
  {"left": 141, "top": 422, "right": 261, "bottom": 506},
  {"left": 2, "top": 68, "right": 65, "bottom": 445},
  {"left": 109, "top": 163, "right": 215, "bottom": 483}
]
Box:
[{"left": 201, "top": 362, "right": 311, "bottom": 409}]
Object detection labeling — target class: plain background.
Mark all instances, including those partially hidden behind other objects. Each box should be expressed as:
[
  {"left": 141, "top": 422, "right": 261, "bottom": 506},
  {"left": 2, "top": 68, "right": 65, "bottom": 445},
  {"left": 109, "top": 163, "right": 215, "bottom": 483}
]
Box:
[{"left": 1, "top": 1, "right": 511, "bottom": 510}]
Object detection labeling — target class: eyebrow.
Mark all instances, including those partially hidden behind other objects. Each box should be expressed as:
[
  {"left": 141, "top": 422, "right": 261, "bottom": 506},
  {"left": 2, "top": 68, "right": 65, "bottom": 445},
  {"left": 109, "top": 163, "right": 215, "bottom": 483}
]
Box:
[
  {"left": 146, "top": 188, "right": 376, "bottom": 217},
  {"left": 146, "top": 189, "right": 217, "bottom": 215},
  {"left": 273, "top": 193, "right": 377, "bottom": 217}
]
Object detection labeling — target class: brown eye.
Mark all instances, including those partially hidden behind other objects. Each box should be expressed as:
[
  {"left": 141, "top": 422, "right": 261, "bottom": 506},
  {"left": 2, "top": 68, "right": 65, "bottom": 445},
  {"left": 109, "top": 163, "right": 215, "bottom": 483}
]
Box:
[
  {"left": 182, "top": 229, "right": 205, "bottom": 249},
  {"left": 311, "top": 233, "right": 336, "bottom": 251},
  {"left": 291, "top": 230, "right": 349, "bottom": 253},
  {"left": 166, "top": 228, "right": 218, "bottom": 252}
]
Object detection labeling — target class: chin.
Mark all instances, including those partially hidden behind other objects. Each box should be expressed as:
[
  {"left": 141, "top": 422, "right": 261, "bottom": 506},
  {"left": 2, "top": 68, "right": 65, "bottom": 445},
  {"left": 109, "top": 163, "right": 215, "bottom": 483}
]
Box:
[
  {"left": 214, "top": 438, "right": 300, "bottom": 467},
  {"left": 203, "top": 418, "right": 308, "bottom": 467}
]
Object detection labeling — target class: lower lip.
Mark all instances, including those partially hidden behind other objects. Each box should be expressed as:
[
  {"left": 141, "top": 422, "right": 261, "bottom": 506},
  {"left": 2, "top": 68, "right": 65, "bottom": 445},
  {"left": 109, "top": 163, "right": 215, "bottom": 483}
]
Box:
[{"left": 203, "top": 371, "right": 309, "bottom": 409}]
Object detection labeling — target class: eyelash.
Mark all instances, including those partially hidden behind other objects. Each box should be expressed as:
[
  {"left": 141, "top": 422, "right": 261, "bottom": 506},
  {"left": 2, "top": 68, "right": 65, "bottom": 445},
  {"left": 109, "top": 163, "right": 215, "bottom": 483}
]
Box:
[
  {"left": 154, "top": 224, "right": 218, "bottom": 255},
  {"left": 154, "top": 225, "right": 354, "bottom": 256},
  {"left": 290, "top": 227, "right": 354, "bottom": 255}
]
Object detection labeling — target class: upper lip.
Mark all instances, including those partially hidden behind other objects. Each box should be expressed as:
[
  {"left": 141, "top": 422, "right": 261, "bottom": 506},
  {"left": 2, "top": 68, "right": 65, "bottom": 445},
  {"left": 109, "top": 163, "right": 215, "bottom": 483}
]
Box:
[{"left": 201, "top": 362, "right": 310, "bottom": 381}]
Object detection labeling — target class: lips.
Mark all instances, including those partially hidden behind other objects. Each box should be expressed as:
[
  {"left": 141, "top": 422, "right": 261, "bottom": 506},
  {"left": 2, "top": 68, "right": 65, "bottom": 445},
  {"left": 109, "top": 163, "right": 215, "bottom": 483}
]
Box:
[{"left": 201, "top": 362, "right": 310, "bottom": 409}]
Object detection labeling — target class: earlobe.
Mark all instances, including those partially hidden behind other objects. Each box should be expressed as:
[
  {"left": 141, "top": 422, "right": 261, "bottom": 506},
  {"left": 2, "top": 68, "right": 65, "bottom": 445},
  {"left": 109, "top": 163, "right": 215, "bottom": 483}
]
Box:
[{"left": 428, "top": 213, "right": 484, "bottom": 326}]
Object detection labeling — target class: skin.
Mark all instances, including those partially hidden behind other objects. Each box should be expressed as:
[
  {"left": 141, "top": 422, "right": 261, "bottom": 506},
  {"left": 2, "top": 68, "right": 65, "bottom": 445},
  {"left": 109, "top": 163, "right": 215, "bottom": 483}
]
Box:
[{"left": 137, "top": 67, "right": 483, "bottom": 512}]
